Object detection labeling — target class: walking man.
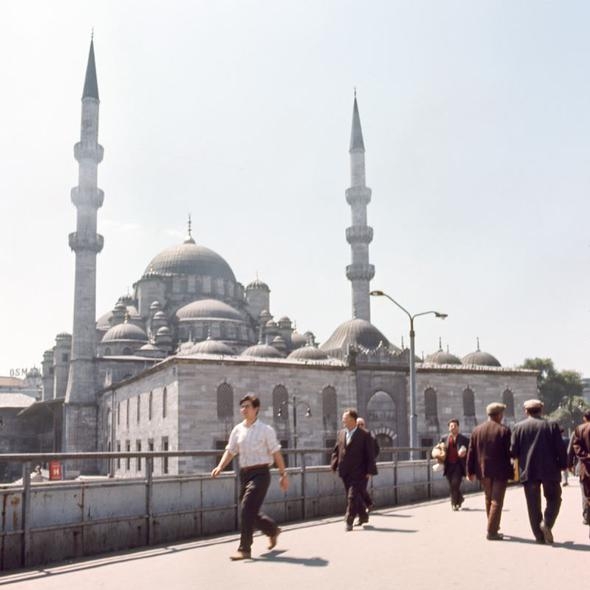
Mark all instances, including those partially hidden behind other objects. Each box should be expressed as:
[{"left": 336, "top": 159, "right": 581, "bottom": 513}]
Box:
[
  {"left": 441, "top": 419, "right": 469, "bottom": 510},
  {"left": 466, "top": 402, "right": 513, "bottom": 540},
  {"left": 510, "top": 399, "right": 567, "bottom": 544},
  {"left": 331, "top": 409, "right": 377, "bottom": 531},
  {"left": 571, "top": 409, "right": 590, "bottom": 537},
  {"left": 357, "top": 416, "right": 380, "bottom": 513},
  {"left": 211, "top": 393, "right": 289, "bottom": 560}
]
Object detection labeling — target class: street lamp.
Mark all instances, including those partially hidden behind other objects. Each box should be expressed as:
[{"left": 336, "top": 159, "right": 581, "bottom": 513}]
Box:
[
  {"left": 277, "top": 395, "right": 312, "bottom": 467},
  {"left": 370, "top": 289, "right": 447, "bottom": 460}
]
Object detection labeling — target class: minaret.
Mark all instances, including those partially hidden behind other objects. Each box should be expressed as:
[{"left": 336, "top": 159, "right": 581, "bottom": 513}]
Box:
[
  {"left": 63, "top": 38, "right": 104, "bottom": 456},
  {"left": 345, "top": 93, "right": 374, "bottom": 321}
]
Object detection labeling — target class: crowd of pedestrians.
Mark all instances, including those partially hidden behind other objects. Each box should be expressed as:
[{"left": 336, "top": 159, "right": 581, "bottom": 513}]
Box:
[{"left": 210, "top": 393, "right": 590, "bottom": 560}]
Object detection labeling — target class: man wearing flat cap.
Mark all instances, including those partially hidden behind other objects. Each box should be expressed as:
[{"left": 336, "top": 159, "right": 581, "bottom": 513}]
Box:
[
  {"left": 466, "top": 402, "right": 513, "bottom": 540},
  {"left": 511, "top": 399, "right": 567, "bottom": 544}
]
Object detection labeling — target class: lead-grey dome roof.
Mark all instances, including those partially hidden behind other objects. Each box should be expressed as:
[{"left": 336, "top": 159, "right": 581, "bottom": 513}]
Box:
[
  {"left": 143, "top": 239, "right": 236, "bottom": 282},
  {"left": 176, "top": 299, "right": 243, "bottom": 321},
  {"left": 241, "top": 343, "right": 284, "bottom": 359},
  {"left": 462, "top": 350, "right": 501, "bottom": 367},
  {"left": 288, "top": 345, "right": 329, "bottom": 360},
  {"left": 190, "top": 338, "right": 234, "bottom": 355},
  {"left": 320, "top": 318, "right": 397, "bottom": 354},
  {"left": 102, "top": 322, "right": 148, "bottom": 343}
]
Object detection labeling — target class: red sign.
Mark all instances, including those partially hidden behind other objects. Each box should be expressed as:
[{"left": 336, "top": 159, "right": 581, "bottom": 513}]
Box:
[{"left": 49, "top": 461, "right": 62, "bottom": 481}]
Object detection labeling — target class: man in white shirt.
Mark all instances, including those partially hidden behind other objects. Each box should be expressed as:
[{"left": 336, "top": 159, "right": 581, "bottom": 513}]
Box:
[{"left": 211, "top": 394, "right": 289, "bottom": 560}]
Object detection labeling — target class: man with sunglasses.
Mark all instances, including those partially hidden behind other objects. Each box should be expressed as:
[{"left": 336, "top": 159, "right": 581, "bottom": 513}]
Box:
[{"left": 211, "top": 393, "right": 289, "bottom": 560}]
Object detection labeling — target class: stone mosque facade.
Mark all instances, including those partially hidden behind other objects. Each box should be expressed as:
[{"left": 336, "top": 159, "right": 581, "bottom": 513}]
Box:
[{"left": 18, "top": 41, "right": 537, "bottom": 476}]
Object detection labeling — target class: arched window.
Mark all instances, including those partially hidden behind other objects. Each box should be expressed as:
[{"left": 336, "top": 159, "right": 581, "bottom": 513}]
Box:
[
  {"left": 502, "top": 389, "right": 515, "bottom": 417},
  {"left": 424, "top": 388, "right": 438, "bottom": 419},
  {"left": 463, "top": 388, "right": 475, "bottom": 417},
  {"left": 367, "top": 391, "right": 396, "bottom": 424},
  {"left": 217, "top": 382, "right": 234, "bottom": 420},
  {"left": 322, "top": 386, "right": 337, "bottom": 431},
  {"left": 273, "top": 385, "right": 288, "bottom": 422}
]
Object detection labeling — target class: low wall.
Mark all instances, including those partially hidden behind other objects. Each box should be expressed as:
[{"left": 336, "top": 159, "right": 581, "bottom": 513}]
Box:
[{"left": 0, "top": 457, "right": 479, "bottom": 571}]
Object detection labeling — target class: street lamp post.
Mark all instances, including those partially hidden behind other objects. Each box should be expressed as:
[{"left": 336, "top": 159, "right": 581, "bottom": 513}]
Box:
[
  {"left": 278, "top": 395, "right": 311, "bottom": 467},
  {"left": 370, "top": 290, "right": 447, "bottom": 460}
]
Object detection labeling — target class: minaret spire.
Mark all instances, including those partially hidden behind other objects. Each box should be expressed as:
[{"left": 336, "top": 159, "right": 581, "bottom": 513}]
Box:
[
  {"left": 64, "top": 38, "right": 105, "bottom": 461},
  {"left": 345, "top": 92, "right": 374, "bottom": 321}
]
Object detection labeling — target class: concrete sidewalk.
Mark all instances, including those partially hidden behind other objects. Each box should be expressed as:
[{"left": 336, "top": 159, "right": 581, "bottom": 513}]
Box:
[{"left": 2, "top": 480, "right": 588, "bottom": 590}]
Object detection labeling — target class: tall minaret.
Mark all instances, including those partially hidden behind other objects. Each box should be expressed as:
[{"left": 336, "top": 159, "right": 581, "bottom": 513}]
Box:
[
  {"left": 63, "top": 38, "right": 104, "bottom": 456},
  {"left": 345, "top": 93, "right": 374, "bottom": 321}
]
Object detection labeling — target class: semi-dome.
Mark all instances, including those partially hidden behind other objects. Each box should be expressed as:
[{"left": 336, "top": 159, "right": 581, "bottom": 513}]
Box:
[
  {"left": 176, "top": 299, "right": 243, "bottom": 321},
  {"left": 190, "top": 338, "right": 234, "bottom": 356},
  {"left": 143, "top": 239, "right": 236, "bottom": 282},
  {"left": 320, "top": 318, "right": 398, "bottom": 355},
  {"left": 102, "top": 322, "right": 148, "bottom": 343},
  {"left": 241, "top": 343, "right": 284, "bottom": 359},
  {"left": 288, "top": 345, "right": 329, "bottom": 361}
]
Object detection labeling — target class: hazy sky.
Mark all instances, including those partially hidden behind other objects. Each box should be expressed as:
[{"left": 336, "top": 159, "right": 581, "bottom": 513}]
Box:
[{"left": 1, "top": 1, "right": 589, "bottom": 378}]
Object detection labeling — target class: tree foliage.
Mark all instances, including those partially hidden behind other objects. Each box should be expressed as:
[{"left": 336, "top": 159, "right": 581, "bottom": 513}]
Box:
[{"left": 521, "top": 358, "right": 584, "bottom": 414}]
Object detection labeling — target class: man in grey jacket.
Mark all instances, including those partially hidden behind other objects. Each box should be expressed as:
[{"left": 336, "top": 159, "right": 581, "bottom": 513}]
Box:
[{"left": 511, "top": 399, "right": 567, "bottom": 544}]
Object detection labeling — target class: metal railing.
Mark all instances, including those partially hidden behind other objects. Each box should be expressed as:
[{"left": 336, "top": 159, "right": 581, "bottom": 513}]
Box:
[{"left": 0, "top": 447, "right": 451, "bottom": 570}]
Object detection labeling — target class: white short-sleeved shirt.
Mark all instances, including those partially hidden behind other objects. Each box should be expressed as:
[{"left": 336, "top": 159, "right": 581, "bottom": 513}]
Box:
[{"left": 226, "top": 419, "right": 281, "bottom": 468}]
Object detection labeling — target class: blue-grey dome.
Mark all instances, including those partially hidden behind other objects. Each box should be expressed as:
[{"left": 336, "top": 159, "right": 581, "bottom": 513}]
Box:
[
  {"left": 102, "top": 322, "right": 148, "bottom": 343},
  {"left": 241, "top": 343, "right": 283, "bottom": 359},
  {"left": 190, "top": 339, "right": 234, "bottom": 355},
  {"left": 320, "top": 318, "right": 397, "bottom": 355},
  {"left": 462, "top": 350, "right": 501, "bottom": 367},
  {"left": 288, "top": 345, "right": 329, "bottom": 360},
  {"left": 176, "top": 299, "right": 243, "bottom": 321}
]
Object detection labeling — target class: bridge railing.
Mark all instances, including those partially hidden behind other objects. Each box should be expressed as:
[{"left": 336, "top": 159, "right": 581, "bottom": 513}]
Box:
[{"left": 0, "top": 448, "right": 471, "bottom": 571}]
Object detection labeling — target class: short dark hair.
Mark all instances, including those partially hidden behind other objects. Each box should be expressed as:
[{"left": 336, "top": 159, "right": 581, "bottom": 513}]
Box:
[
  {"left": 525, "top": 406, "right": 543, "bottom": 417},
  {"left": 344, "top": 408, "right": 358, "bottom": 420},
  {"left": 448, "top": 418, "right": 459, "bottom": 427},
  {"left": 240, "top": 394, "right": 260, "bottom": 409}
]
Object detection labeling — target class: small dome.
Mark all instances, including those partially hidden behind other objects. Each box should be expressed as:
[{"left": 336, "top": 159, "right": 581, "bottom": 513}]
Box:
[
  {"left": 153, "top": 311, "right": 167, "bottom": 320},
  {"left": 102, "top": 322, "right": 148, "bottom": 343},
  {"left": 265, "top": 320, "right": 277, "bottom": 328},
  {"left": 246, "top": 278, "right": 270, "bottom": 291},
  {"left": 143, "top": 241, "right": 236, "bottom": 282},
  {"left": 426, "top": 341, "right": 462, "bottom": 365},
  {"left": 156, "top": 326, "right": 171, "bottom": 336},
  {"left": 190, "top": 339, "right": 234, "bottom": 355},
  {"left": 462, "top": 350, "right": 501, "bottom": 367},
  {"left": 320, "top": 318, "right": 398, "bottom": 354},
  {"left": 176, "top": 299, "right": 243, "bottom": 321},
  {"left": 290, "top": 331, "right": 307, "bottom": 349},
  {"left": 288, "top": 345, "right": 329, "bottom": 360},
  {"left": 150, "top": 301, "right": 161, "bottom": 311},
  {"left": 241, "top": 343, "right": 284, "bottom": 359},
  {"left": 139, "top": 343, "right": 159, "bottom": 351},
  {"left": 113, "top": 302, "right": 126, "bottom": 312}
]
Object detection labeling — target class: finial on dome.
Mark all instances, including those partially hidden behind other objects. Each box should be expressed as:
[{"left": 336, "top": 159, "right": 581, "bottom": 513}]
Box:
[
  {"left": 438, "top": 336, "right": 443, "bottom": 351},
  {"left": 476, "top": 336, "right": 480, "bottom": 351},
  {"left": 184, "top": 214, "right": 195, "bottom": 244}
]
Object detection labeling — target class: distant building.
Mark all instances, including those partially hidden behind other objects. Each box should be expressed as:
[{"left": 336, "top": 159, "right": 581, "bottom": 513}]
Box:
[{"left": 10, "top": 40, "right": 537, "bottom": 478}]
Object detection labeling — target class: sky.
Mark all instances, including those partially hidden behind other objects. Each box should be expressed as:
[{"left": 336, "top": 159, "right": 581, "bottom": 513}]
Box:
[{"left": 1, "top": 1, "right": 589, "bottom": 378}]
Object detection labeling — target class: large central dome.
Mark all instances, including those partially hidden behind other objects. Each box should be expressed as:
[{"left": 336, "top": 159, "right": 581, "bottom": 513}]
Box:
[{"left": 143, "top": 238, "right": 236, "bottom": 282}]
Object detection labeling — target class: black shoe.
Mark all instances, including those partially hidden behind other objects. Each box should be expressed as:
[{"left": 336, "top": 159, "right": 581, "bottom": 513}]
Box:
[
  {"left": 268, "top": 528, "right": 281, "bottom": 550},
  {"left": 486, "top": 533, "right": 504, "bottom": 541},
  {"left": 355, "top": 516, "right": 369, "bottom": 526},
  {"left": 345, "top": 523, "right": 353, "bottom": 532},
  {"left": 540, "top": 521, "right": 554, "bottom": 544},
  {"left": 535, "top": 538, "right": 546, "bottom": 545}
]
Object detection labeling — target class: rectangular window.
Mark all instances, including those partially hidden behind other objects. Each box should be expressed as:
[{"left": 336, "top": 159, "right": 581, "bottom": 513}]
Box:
[
  {"left": 116, "top": 441, "right": 121, "bottom": 469},
  {"left": 148, "top": 391, "right": 153, "bottom": 421},
  {"left": 148, "top": 439, "right": 154, "bottom": 473},
  {"left": 137, "top": 395, "right": 141, "bottom": 424},
  {"left": 116, "top": 402, "right": 120, "bottom": 425},
  {"left": 162, "top": 437, "right": 169, "bottom": 474},
  {"left": 126, "top": 399, "right": 130, "bottom": 428},
  {"left": 125, "top": 440, "right": 131, "bottom": 470},
  {"left": 162, "top": 387, "right": 167, "bottom": 419},
  {"left": 136, "top": 440, "right": 142, "bottom": 471}
]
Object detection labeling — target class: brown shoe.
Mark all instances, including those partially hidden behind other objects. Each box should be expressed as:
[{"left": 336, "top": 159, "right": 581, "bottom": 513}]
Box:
[
  {"left": 229, "top": 550, "right": 251, "bottom": 561},
  {"left": 268, "top": 528, "right": 281, "bottom": 550},
  {"left": 540, "top": 521, "right": 554, "bottom": 544}
]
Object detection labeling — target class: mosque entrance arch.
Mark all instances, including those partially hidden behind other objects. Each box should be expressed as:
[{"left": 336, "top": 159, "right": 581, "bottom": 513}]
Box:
[{"left": 367, "top": 391, "right": 397, "bottom": 461}]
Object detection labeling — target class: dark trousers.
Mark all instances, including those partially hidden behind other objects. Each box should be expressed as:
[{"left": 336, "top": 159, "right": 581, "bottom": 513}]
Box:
[
  {"left": 445, "top": 462, "right": 464, "bottom": 506},
  {"left": 580, "top": 477, "right": 590, "bottom": 524},
  {"left": 522, "top": 480, "right": 562, "bottom": 540},
  {"left": 360, "top": 477, "right": 374, "bottom": 510},
  {"left": 342, "top": 475, "right": 368, "bottom": 525},
  {"left": 238, "top": 466, "right": 277, "bottom": 553},
  {"left": 481, "top": 477, "right": 508, "bottom": 535}
]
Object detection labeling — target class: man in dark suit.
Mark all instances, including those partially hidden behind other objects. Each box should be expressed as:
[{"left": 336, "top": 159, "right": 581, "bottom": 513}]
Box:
[
  {"left": 511, "top": 399, "right": 567, "bottom": 544},
  {"left": 356, "top": 417, "right": 380, "bottom": 513},
  {"left": 466, "top": 402, "right": 513, "bottom": 540},
  {"left": 440, "top": 419, "right": 469, "bottom": 511},
  {"left": 331, "top": 408, "right": 378, "bottom": 531},
  {"left": 571, "top": 409, "right": 590, "bottom": 537}
]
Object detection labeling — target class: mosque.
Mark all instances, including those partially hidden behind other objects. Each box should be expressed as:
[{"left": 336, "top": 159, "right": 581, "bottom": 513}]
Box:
[{"left": 15, "top": 40, "right": 537, "bottom": 477}]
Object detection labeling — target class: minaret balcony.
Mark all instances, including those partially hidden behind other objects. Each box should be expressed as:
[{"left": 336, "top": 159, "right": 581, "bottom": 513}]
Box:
[
  {"left": 74, "top": 142, "right": 104, "bottom": 163},
  {"left": 68, "top": 232, "right": 104, "bottom": 253},
  {"left": 346, "top": 225, "right": 373, "bottom": 245},
  {"left": 71, "top": 187, "right": 104, "bottom": 209},
  {"left": 346, "top": 264, "right": 375, "bottom": 281},
  {"left": 345, "top": 186, "right": 371, "bottom": 206}
]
